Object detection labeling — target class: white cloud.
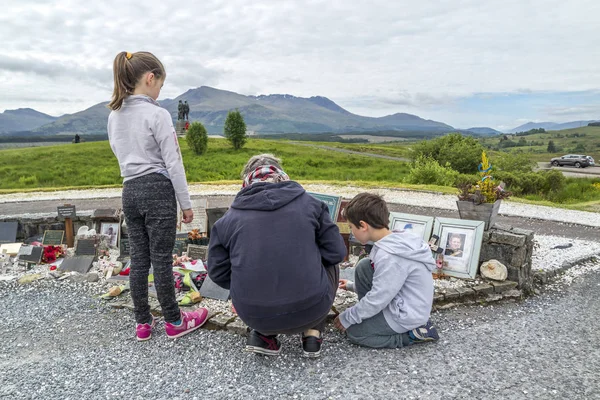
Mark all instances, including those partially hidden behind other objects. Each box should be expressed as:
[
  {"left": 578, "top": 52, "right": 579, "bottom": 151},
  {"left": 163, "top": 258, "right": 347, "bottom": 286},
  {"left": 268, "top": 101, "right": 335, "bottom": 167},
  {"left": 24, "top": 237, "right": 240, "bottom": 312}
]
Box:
[{"left": 0, "top": 0, "right": 598, "bottom": 127}]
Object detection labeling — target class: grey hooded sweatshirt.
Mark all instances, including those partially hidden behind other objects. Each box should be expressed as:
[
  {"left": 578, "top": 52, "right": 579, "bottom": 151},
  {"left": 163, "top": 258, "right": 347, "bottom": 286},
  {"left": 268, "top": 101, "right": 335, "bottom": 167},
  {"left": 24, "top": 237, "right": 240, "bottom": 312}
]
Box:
[
  {"left": 339, "top": 231, "right": 436, "bottom": 333},
  {"left": 107, "top": 95, "right": 192, "bottom": 210}
]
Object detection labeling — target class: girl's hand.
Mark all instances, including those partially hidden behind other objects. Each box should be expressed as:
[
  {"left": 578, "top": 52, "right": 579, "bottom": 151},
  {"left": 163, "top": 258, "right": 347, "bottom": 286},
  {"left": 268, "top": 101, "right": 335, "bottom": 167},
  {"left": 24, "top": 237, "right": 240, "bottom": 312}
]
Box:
[
  {"left": 182, "top": 209, "right": 194, "bottom": 223},
  {"left": 338, "top": 279, "right": 348, "bottom": 290}
]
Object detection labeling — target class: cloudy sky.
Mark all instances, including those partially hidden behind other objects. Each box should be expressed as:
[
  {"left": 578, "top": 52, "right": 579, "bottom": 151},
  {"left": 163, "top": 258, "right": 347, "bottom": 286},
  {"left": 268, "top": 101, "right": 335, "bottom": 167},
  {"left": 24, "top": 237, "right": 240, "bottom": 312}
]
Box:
[{"left": 1, "top": 0, "right": 599, "bottom": 130}]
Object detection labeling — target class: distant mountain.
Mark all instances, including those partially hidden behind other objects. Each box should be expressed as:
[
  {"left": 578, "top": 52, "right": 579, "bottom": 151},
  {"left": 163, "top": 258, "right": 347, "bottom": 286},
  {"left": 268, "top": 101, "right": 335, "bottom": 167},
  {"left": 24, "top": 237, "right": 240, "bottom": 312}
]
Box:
[
  {"left": 19, "top": 86, "right": 454, "bottom": 137},
  {"left": 30, "top": 102, "right": 111, "bottom": 136},
  {"left": 509, "top": 120, "right": 599, "bottom": 133},
  {"left": 0, "top": 108, "right": 57, "bottom": 134},
  {"left": 463, "top": 127, "right": 502, "bottom": 135}
]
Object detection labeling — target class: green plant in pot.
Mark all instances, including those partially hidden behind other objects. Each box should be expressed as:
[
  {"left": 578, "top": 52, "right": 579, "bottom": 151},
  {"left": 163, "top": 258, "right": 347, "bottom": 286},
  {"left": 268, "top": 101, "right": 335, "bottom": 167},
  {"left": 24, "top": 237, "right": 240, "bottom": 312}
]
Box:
[{"left": 456, "top": 151, "right": 511, "bottom": 230}]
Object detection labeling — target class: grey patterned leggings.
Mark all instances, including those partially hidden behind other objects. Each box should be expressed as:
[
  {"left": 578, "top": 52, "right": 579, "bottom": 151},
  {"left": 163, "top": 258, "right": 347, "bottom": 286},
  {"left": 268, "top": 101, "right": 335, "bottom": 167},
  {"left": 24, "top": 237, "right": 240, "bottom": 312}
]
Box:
[{"left": 122, "top": 173, "right": 180, "bottom": 324}]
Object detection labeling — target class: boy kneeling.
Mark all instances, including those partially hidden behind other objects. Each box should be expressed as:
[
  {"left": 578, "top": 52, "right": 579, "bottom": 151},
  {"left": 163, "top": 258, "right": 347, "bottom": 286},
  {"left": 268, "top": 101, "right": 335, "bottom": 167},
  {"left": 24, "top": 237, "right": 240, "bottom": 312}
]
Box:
[{"left": 334, "top": 193, "right": 439, "bottom": 348}]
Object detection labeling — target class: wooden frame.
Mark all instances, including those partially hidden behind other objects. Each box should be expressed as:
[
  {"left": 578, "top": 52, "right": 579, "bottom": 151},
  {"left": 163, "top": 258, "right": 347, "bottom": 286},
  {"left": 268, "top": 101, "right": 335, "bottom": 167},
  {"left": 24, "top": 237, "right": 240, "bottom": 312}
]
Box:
[
  {"left": 100, "top": 222, "right": 120, "bottom": 248},
  {"left": 432, "top": 217, "right": 485, "bottom": 279},
  {"left": 389, "top": 212, "right": 434, "bottom": 241}
]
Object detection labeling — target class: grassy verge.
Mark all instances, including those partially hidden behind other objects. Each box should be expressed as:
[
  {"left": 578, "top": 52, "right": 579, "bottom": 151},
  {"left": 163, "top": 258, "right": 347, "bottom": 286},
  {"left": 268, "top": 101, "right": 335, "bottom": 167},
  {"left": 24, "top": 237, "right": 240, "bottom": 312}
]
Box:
[{"left": 0, "top": 138, "right": 411, "bottom": 190}]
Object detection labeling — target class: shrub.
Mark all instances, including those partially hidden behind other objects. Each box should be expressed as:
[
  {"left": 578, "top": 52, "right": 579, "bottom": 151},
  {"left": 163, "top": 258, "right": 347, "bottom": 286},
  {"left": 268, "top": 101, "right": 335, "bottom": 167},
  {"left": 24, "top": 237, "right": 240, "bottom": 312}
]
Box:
[
  {"left": 405, "top": 156, "right": 459, "bottom": 186},
  {"left": 224, "top": 109, "right": 247, "bottom": 150},
  {"left": 410, "top": 133, "right": 484, "bottom": 174},
  {"left": 186, "top": 122, "right": 208, "bottom": 155},
  {"left": 494, "top": 152, "right": 536, "bottom": 173}
]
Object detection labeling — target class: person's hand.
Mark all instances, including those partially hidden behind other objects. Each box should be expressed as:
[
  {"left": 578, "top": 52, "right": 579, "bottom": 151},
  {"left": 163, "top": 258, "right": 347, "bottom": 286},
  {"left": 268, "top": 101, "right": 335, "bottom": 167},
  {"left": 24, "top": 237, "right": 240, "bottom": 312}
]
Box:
[
  {"left": 334, "top": 316, "right": 346, "bottom": 333},
  {"left": 182, "top": 209, "right": 194, "bottom": 224},
  {"left": 338, "top": 279, "right": 349, "bottom": 290}
]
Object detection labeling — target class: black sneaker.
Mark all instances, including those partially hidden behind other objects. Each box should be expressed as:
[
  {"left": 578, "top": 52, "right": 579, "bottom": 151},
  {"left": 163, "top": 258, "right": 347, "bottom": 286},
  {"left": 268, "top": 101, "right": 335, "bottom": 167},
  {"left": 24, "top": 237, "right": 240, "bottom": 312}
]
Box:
[
  {"left": 245, "top": 330, "right": 281, "bottom": 356},
  {"left": 408, "top": 319, "right": 440, "bottom": 344},
  {"left": 301, "top": 333, "right": 323, "bottom": 358}
]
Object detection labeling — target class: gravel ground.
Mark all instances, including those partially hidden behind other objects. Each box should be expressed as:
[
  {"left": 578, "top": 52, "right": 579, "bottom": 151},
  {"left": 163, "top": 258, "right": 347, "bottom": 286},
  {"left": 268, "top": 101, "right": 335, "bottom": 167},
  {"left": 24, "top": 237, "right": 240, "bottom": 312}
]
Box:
[
  {"left": 1, "top": 259, "right": 600, "bottom": 400},
  {"left": 532, "top": 235, "right": 600, "bottom": 272},
  {"left": 1, "top": 184, "right": 599, "bottom": 227}
]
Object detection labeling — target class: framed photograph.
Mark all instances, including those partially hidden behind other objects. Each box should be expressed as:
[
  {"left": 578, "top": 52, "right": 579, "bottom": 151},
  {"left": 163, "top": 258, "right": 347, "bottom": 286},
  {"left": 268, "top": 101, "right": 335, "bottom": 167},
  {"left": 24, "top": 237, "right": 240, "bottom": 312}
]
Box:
[
  {"left": 307, "top": 192, "right": 342, "bottom": 221},
  {"left": 389, "top": 212, "right": 434, "bottom": 241},
  {"left": 432, "top": 217, "right": 485, "bottom": 279},
  {"left": 100, "top": 222, "right": 120, "bottom": 248}
]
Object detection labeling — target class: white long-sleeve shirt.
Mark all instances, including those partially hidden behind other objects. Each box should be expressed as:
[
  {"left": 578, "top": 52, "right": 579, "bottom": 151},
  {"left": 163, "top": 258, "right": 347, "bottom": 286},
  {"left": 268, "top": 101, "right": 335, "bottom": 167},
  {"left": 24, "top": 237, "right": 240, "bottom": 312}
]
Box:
[{"left": 107, "top": 95, "right": 192, "bottom": 210}]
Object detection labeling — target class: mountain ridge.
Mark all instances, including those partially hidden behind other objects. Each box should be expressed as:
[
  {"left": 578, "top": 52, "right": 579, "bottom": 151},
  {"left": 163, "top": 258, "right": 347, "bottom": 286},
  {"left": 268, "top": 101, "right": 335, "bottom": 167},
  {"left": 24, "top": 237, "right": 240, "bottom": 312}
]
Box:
[{"left": 5, "top": 86, "right": 454, "bottom": 136}]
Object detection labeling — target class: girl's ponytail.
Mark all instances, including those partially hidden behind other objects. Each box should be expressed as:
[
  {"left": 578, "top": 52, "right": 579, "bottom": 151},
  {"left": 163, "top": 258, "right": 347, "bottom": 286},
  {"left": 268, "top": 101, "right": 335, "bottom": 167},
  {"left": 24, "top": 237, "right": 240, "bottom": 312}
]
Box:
[{"left": 108, "top": 51, "right": 165, "bottom": 111}]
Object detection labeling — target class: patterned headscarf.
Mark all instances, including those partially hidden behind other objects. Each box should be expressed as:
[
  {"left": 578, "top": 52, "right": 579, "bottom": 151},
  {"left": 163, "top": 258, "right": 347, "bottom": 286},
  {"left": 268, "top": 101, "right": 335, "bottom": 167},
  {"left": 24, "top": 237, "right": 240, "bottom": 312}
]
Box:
[{"left": 242, "top": 165, "right": 290, "bottom": 188}]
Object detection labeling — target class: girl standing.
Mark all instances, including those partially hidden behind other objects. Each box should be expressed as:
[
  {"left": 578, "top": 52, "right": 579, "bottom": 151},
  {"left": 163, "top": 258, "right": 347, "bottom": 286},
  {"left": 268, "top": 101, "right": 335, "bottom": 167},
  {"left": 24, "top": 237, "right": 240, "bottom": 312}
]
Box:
[{"left": 107, "top": 51, "right": 208, "bottom": 341}]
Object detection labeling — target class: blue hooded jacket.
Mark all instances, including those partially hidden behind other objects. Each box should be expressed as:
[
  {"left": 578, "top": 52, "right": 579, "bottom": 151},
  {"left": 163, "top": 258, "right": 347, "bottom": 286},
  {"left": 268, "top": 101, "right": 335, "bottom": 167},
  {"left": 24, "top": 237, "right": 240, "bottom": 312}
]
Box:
[{"left": 207, "top": 181, "right": 347, "bottom": 332}]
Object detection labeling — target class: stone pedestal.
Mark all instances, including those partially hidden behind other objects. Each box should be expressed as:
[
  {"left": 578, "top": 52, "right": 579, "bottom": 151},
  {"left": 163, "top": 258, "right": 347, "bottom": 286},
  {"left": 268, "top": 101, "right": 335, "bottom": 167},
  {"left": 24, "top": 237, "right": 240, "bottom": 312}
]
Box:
[
  {"left": 478, "top": 224, "right": 534, "bottom": 293},
  {"left": 175, "top": 120, "right": 186, "bottom": 136}
]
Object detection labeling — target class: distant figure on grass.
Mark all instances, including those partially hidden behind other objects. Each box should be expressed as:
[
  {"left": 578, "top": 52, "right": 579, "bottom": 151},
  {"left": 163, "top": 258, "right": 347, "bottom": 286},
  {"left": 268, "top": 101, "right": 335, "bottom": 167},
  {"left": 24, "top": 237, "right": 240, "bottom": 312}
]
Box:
[
  {"left": 74, "top": 133, "right": 80, "bottom": 143},
  {"left": 107, "top": 51, "right": 208, "bottom": 341},
  {"left": 207, "top": 154, "right": 346, "bottom": 357},
  {"left": 335, "top": 193, "right": 439, "bottom": 348}
]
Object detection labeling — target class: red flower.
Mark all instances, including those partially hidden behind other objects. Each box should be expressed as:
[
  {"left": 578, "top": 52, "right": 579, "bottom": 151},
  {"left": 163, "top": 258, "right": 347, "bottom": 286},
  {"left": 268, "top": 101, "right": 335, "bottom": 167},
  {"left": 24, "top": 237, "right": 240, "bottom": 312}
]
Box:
[{"left": 42, "top": 245, "right": 64, "bottom": 264}]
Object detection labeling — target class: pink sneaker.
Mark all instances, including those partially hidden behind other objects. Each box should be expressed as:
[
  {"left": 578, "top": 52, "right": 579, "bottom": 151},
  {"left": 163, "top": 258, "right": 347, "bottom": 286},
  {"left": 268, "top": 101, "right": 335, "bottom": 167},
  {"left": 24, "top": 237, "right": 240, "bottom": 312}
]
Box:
[
  {"left": 165, "top": 308, "right": 209, "bottom": 339},
  {"left": 136, "top": 316, "right": 157, "bottom": 341}
]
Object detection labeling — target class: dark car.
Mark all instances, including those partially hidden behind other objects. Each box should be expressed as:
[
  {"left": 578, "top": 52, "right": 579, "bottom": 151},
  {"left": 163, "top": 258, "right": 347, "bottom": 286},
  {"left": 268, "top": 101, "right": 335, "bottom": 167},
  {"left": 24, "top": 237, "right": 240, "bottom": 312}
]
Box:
[{"left": 550, "top": 154, "right": 596, "bottom": 168}]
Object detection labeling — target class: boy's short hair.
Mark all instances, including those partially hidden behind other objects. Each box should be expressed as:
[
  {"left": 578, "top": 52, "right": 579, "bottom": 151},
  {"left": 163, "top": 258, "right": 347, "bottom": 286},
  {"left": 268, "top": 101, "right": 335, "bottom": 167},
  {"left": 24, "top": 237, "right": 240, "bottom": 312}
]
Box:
[{"left": 344, "top": 193, "right": 389, "bottom": 229}]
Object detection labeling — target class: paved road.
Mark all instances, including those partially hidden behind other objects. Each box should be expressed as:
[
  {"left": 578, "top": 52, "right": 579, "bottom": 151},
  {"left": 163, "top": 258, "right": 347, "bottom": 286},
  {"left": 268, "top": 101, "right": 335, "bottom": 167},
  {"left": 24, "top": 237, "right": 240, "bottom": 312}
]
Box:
[
  {"left": 536, "top": 162, "right": 600, "bottom": 178},
  {"left": 2, "top": 195, "right": 598, "bottom": 242},
  {"left": 1, "top": 264, "right": 599, "bottom": 399}
]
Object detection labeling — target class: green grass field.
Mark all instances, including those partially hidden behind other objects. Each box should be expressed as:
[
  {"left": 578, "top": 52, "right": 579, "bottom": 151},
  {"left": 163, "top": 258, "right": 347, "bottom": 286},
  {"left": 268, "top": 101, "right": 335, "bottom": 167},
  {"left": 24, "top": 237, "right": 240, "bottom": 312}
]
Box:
[
  {"left": 2, "top": 136, "right": 599, "bottom": 212},
  {"left": 298, "top": 141, "right": 413, "bottom": 158},
  {"left": 0, "top": 138, "right": 411, "bottom": 191},
  {"left": 478, "top": 126, "right": 600, "bottom": 162}
]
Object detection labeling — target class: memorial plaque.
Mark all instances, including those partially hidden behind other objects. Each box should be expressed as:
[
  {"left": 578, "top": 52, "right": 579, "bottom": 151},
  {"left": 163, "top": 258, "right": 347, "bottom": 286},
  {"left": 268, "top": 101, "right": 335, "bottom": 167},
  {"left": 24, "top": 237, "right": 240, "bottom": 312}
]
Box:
[
  {"left": 76, "top": 239, "right": 96, "bottom": 256},
  {"left": 57, "top": 205, "right": 76, "bottom": 218},
  {"left": 307, "top": 192, "right": 342, "bottom": 221},
  {"left": 18, "top": 245, "right": 43, "bottom": 264},
  {"left": 207, "top": 208, "right": 228, "bottom": 238},
  {"left": 0, "top": 222, "right": 18, "bottom": 244},
  {"left": 336, "top": 200, "right": 351, "bottom": 234},
  {"left": 119, "top": 238, "right": 130, "bottom": 257},
  {"left": 172, "top": 233, "right": 188, "bottom": 256},
  {"left": 59, "top": 256, "right": 94, "bottom": 273},
  {"left": 187, "top": 244, "right": 208, "bottom": 261},
  {"left": 199, "top": 275, "right": 230, "bottom": 301},
  {"left": 92, "top": 209, "right": 119, "bottom": 220},
  {"left": 42, "top": 230, "right": 65, "bottom": 245},
  {"left": 179, "top": 198, "right": 208, "bottom": 233}
]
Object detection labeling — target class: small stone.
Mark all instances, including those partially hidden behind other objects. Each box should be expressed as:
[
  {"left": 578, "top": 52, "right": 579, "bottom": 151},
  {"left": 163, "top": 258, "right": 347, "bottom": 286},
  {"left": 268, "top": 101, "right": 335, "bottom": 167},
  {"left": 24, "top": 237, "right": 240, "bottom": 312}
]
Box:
[
  {"left": 18, "top": 273, "right": 42, "bottom": 284},
  {"left": 490, "top": 280, "right": 518, "bottom": 293},
  {"left": 480, "top": 260, "right": 508, "bottom": 281},
  {"left": 85, "top": 272, "right": 99, "bottom": 282}
]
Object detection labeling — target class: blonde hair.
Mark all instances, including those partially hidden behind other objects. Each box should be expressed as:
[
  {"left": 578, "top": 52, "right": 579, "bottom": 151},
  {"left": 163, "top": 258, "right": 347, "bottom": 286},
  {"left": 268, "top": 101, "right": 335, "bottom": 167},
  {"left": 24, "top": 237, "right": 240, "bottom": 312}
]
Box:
[{"left": 108, "top": 51, "right": 166, "bottom": 111}]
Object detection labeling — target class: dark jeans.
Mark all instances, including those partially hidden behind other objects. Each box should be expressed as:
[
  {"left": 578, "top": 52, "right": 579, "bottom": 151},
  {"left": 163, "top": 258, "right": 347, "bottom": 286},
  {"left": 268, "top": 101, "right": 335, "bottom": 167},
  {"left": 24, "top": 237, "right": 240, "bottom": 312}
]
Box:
[
  {"left": 257, "top": 264, "right": 339, "bottom": 336},
  {"left": 122, "top": 173, "right": 180, "bottom": 324},
  {"left": 345, "top": 258, "right": 411, "bottom": 348}
]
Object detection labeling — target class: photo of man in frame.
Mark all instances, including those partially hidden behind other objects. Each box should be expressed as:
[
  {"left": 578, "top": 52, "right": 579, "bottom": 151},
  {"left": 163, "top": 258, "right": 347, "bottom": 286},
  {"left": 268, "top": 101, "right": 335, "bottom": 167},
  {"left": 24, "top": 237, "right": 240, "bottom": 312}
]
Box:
[{"left": 444, "top": 233, "right": 466, "bottom": 258}]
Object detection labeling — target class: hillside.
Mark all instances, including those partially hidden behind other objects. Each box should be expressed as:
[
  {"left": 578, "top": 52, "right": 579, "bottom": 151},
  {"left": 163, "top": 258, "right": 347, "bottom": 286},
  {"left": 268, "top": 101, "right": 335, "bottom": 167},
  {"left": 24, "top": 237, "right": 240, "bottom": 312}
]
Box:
[
  {"left": 29, "top": 102, "right": 111, "bottom": 136},
  {"left": 10, "top": 86, "right": 453, "bottom": 136},
  {"left": 0, "top": 108, "right": 57, "bottom": 134},
  {"left": 509, "top": 120, "right": 599, "bottom": 133},
  {"left": 479, "top": 125, "right": 600, "bottom": 161}
]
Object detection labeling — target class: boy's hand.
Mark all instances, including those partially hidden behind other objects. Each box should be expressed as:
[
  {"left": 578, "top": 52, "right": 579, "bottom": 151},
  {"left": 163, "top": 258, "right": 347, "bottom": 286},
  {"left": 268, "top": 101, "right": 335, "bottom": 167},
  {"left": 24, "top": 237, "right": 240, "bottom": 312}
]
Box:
[
  {"left": 334, "top": 316, "right": 346, "bottom": 333},
  {"left": 338, "top": 279, "right": 348, "bottom": 290},
  {"left": 182, "top": 209, "right": 194, "bottom": 223}
]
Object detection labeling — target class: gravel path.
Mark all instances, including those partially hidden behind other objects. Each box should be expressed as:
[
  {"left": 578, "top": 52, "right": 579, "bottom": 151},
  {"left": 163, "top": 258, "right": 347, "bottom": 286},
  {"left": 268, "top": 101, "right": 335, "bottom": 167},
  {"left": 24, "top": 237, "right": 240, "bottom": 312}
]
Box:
[
  {"left": 1, "top": 260, "right": 600, "bottom": 400},
  {"left": 1, "top": 184, "right": 599, "bottom": 228}
]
